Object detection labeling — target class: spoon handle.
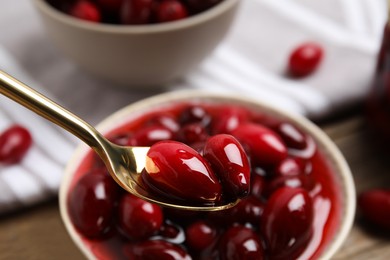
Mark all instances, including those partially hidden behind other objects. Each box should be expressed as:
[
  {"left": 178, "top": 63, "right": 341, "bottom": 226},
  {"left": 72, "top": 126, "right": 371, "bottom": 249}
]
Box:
[{"left": 0, "top": 70, "right": 107, "bottom": 152}]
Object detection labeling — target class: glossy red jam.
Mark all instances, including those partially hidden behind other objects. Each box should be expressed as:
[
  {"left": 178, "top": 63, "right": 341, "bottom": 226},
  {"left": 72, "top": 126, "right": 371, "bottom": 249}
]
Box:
[
  {"left": 67, "top": 102, "right": 341, "bottom": 259},
  {"left": 47, "top": 0, "right": 223, "bottom": 24}
]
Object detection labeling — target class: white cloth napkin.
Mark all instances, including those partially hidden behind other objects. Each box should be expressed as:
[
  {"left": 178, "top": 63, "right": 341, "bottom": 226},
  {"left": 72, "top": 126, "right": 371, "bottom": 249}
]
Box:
[{"left": 0, "top": 0, "right": 387, "bottom": 214}]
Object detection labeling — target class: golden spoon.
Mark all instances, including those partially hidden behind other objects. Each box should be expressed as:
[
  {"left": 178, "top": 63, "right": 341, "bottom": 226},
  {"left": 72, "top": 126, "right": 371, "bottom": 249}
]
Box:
[{"left": 0, "top": 71, "right": 237, "bottom": 211}]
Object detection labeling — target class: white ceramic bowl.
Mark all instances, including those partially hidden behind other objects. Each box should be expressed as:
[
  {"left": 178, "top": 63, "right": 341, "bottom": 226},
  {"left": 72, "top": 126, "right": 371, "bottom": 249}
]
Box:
[
  {"left": 60, "top": 91, "right": 355, "bottom": 259},
  {"left": 33, "top": 0, "right": 239, "bottom": 87}
]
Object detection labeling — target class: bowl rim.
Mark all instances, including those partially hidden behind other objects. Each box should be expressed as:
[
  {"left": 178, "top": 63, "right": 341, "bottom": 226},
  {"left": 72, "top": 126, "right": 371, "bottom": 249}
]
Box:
[
  {"left": 59, "top": 90, "right": 356, "bottom": 260},
  {"left": 33, "top": 0, "right": 240, "bottom": 34}
]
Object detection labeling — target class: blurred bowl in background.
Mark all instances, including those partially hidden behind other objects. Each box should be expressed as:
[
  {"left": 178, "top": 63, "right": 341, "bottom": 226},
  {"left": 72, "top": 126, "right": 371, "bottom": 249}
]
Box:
[{"left": 33, "top": 0, "right": 240, "bottom": 87}]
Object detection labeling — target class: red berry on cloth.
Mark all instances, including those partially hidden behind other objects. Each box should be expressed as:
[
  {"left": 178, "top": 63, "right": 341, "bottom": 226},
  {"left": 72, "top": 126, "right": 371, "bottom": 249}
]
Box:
[
  {"left": 0, "top": 125, "right": 32, "bottom": 164},
  {"left": 288, "top": 42, "right": 323, "bottom": 77}
]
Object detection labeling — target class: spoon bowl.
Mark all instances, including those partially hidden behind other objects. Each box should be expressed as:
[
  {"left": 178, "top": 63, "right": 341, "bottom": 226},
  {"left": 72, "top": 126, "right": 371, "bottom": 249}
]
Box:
[
  {"left": 0, "top": 71, "right": 237, "bottom": 211},
  {"left": 105, "top": 143, "right": 238, "bottom": 211}
]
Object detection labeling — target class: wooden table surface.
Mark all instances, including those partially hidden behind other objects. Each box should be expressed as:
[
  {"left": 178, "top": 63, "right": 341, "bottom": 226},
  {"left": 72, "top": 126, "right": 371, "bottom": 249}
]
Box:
[{"left": 0, "top": 112, "right": 390, "bottom": 260}]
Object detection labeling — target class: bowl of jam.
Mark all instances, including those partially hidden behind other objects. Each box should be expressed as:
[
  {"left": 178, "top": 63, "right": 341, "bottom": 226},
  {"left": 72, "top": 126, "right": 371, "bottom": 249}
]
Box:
[{"left": 59, "top": 91, "right": 355, "bottom": 259}]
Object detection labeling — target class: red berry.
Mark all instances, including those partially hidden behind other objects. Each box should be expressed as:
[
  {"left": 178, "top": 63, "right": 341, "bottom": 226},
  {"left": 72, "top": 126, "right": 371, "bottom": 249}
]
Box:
[
  {"left": 118, "top": 194, "right": 163, "bottom": 240},
  {"left": 186, "top": 221, "right": 217, "bottom": 250},
  {"left": 275, "top": 123, "right": 307, "bottom": 150},
  {"left": 128, "top": 125, "right": 174, "bottom": 146},
  {"left": 211, "top": 106, "right": 250, "bottom": 134},
  {"left": 0, "top": 125, "right": 32, "bottom": 164},
  {"left": 147, "top": 113, "right": 180, "bottom": 132},
  {"left": 274, "top": 123, "right": 317, "bottom": 159},
  {"left": 261, "top": 187, "right": 313, "bottom": 259},
  {"left": 251, "top": 173, "right": 265, "bottom": 200},
  {"left": 68, "top": 169, "right": 118, "bottom": 238},
  {"left": 143, "top": 141, "right": 222, "bottom": 204},
  {"left": 70, "top": 1, "right": 101, "bottom": 22},
  {"left": 159, "top": 222, "right": 182, "bottom": 241},
  {"left": 123, "top": 240, "right": 191, "bottom": 259},
  {"left": 203, "top": 134, "right": 250, "bottom": 198},
  {"left": 265, "top": 175, "right": 314, "bottom": 198},
  {"left": 177, "top": 123, "right": 209, "bottom": 144},
  {"left": 218, "top": 225, "right": 264, "bottom": 260},
  {"left": 288, "top": 42, "right": 323, "bottom": 77},
  {"left": 236, "top": 196, "right": 265, "bottom": 226},
  {"left": 274, "top": 157, "right": 303, "bottom": 178},
  {"left": 157, "top": 0, "right": 188, "bottom": 23},
  {"left": 232, "top": 123, "right": 288, "bottom": 167},
  {"left": 120, "top": 0, "right": 156, "bottom": 24},
  {"left": 358, "top": 189, "right": 390, "bottom": 230},
  {"left": 179, "top": 105, "right": 210, "bottom": 125}
]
